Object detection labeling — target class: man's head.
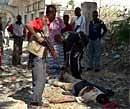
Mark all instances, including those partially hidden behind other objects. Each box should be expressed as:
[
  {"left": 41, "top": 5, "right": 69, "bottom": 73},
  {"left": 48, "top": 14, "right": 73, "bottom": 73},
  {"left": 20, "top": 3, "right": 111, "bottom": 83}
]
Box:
[
  {"left": 46, "top": 5, "right": 56, "bottom": 21},
  {"left": 63, "top": 15, "right": 69, "bottom": 25},
  {"left": 96, "top": 94, "right": 109, "bottom": 104},
  {"left": 92, "top": 10, "right": 98, "bottom": 20},
  {"left": 16, "top": 15, "right": 22, "bottom": 21},
  {"left": 75, "top": 7, "right": 81, "bottom": 17}
]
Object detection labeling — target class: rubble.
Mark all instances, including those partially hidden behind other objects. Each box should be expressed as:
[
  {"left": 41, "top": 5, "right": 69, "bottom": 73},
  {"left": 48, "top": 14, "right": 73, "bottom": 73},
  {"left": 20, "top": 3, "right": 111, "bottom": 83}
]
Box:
[{"left": 0, "top": 40, "right": 129, "bottom": 109}]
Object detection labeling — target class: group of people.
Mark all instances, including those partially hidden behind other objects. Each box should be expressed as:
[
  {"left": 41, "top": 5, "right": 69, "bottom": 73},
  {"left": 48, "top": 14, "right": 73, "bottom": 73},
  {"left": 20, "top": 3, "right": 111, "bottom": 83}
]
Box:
[
  {"left": 25, "top": 5, "right": 107, "bottom": 106},
  {"left": 0, "top": 5, "right": 108, "bottom": 107}
]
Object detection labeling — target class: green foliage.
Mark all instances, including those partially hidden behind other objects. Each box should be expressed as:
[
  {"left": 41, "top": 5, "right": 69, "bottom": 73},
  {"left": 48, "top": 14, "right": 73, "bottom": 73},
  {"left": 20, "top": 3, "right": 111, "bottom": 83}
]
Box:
[
  {"left": 110, "top": 17, "right": 130, "bottom": 44},
  {"left": 68, "top": 0, "right": 74, "bottom": 9},
  {"left": 100, "top": 7, "right": 122, "bottom": 21}
]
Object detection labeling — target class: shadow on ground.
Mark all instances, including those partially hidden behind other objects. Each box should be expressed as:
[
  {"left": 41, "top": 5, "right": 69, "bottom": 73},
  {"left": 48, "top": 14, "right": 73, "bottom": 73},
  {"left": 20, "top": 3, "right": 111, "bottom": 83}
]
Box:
[
  {"left": 0, "top": 101, "right": 16, "bottom": 109},
  {"left": 9, "top": 86, "right": 32, "bottom": 104}
]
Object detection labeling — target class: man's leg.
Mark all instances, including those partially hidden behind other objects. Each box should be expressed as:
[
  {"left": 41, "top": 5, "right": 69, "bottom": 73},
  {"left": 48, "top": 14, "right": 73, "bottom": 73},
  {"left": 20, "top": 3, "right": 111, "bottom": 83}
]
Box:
[
  {"left": 31, "top": 57, "right": 46, "bottom": 103},
  {"left": 12, "top": 37, "right": 18, "bottom": 65},
  {"left": 70, "top": 55, "right": 81, "bottom": 79},
  {"left": 31, "top": 54, "right": 36, "bottom": 87},
  {"left": 15, "top": 37, "right": 23, "bottom": 65},
  {"left": 87, "top": 40, "right": 94, "bottom": 70},
  {"left": 19, "top": 37, "right": 23, "bottom": 55},
  {"left": 94, "top": 39, "right": 101, "bottom": 71},
  {"left": 17, "top": 38, "right": 22, "bottom": 64}
]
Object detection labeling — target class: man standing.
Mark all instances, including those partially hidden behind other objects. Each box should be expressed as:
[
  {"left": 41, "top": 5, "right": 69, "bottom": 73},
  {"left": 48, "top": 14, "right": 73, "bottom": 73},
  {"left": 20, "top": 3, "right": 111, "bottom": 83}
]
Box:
[
  {"left": 68, "top": 7, "right": 86, "bottom": 79},
  {"left": 25, "top": 5, "right": 58, "bottom": 106},
  {"left": 87, "top": 10, "right": 107, "bottom": 72},
  {"left": 7, "top": 15, "right": 26, "bottom": 66},
  {"left": 74, "top": 7, "right": 86, "bottom": 34}
]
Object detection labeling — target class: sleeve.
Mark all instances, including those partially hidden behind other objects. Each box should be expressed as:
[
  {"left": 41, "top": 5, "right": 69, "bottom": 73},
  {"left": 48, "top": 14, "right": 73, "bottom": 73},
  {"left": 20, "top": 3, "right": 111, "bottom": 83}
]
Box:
[
  {"left": 23, "top": 25, "right": 27, "bottom": 36},
  {"left": 76, "top": 16, "right": 83, "bottom": 26},
  {"left": 101, "top": 21, "right": 107, "bottom": 37},
  {"left": 7, "top": 24, "right": 13, "bottom": 34},
  {"left": 59, "top": 17, "right": 65, "bottom": 29}
]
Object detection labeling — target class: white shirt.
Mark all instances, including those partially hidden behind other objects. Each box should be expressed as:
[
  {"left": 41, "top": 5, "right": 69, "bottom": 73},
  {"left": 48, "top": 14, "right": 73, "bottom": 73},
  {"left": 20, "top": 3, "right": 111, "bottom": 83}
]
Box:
[
  {"left": 13, "top": 23, "right": 24, "bottom": 36},
  {"left": 74, "top": 15, "right": 86, "bottom": 33}
]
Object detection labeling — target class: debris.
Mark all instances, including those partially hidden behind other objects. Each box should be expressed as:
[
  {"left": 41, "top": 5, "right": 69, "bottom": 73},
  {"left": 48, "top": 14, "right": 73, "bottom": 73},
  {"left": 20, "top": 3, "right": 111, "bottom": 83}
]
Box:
[{"left": 11, "top": 76, "right": 17, "bottom": 81}]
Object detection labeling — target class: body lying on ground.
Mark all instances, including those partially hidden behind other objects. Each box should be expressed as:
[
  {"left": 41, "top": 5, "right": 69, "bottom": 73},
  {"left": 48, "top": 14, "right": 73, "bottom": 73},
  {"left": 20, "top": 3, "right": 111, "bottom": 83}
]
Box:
[{"left": 47, "top": 72, "right": 119, "bottom": 109}]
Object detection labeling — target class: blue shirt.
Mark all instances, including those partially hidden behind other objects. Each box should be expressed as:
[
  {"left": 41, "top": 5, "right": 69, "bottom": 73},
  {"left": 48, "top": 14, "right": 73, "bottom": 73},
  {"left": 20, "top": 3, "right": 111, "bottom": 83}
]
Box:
[{"left": 89, "top": 19, "right": 107, "bottom": 40}]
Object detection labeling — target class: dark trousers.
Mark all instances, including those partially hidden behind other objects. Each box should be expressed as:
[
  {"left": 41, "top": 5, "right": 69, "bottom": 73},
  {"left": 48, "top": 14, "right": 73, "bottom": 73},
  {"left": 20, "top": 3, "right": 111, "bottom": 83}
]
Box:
[
  {"left": 72, "top": 80, "right": 114, "bottom": 97},
  {"left": 12, "top": 36, "right": 23, "bottom": 66},
  {"left": 87, "top": 39, "right": 101, "bottom": 69},
  {"left": 70, "top": 52, "right": 82, "bottom": 79},
  {"left": 31, "top": 54, "right": 47, "bottom": 103},
  {"left": 28, "top": 53, "right": 33, "bottom": 68}
]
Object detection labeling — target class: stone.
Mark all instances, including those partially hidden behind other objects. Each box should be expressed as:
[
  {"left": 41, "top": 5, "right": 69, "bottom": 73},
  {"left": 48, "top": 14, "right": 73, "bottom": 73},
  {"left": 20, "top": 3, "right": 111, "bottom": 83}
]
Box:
[
  {"left": 0, "top": 84, "right": 3, "bottom": 88},
  {"left": 11, "top": 76, "right": 17, "bottom": 81}
]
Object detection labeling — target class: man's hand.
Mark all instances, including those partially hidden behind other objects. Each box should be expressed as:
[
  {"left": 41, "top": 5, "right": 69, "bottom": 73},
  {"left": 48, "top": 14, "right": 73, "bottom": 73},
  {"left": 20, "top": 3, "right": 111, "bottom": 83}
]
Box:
[
  {"left": 35, "top": 32, "right": 44, "bottom": 43},
  {"left": 51, "top": 51, "right": 59, "bottom": 59},
  {"left": 37, "top": 37, "right": 44, "bottom": 43},
  {"left": 25, "top": 24, "right": 44, "bottom": 43}
]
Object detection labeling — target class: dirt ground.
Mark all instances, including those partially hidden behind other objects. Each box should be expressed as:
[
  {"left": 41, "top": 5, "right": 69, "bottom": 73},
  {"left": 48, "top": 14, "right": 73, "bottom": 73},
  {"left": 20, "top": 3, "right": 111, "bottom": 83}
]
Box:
[{"left": 0, "top": 41, "right": 129, "bottom": 109}]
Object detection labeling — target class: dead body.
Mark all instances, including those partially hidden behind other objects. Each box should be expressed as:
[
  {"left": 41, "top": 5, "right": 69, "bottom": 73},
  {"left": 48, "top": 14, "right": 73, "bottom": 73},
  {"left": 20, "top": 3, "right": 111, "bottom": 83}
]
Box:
[{"left": 48, "top": 72, "right": 114, "bottom": 104}]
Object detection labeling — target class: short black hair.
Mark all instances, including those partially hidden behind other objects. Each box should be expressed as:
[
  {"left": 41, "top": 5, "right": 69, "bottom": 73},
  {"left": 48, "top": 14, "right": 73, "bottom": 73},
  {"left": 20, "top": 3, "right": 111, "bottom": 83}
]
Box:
[
  {"left": 17, "top": 15, "right": 22, "bottom": 19},
  {"left": 93, "top": 10, "right": 98, "bottom": 14},
  {"left": 75, "top": 7, "right": 81, "bottom": 11},
  {"left": 96, "top": 94, "right": 109, "bottom": 104},
  {"left": 63, "top": 15, "right": 69, "bottom": 19},
  {"left": 46, "top": 5, "right": 56, "bottom": 15}
]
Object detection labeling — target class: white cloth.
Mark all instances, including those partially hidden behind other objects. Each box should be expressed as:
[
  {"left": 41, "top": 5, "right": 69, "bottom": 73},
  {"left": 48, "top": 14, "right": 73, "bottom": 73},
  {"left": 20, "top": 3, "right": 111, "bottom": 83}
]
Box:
[
  {"left": 74, "top": 15, "right": 86, "bottom": 33},
  {"left": 80, "top": 86, "right": 103, "bottom": 102}
]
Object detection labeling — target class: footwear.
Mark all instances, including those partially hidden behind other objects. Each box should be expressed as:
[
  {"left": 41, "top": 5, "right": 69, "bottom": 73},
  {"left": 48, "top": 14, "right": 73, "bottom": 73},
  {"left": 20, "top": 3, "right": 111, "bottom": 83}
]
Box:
[
  {"left": 86, "top": 67, "right": 93, "bottom": 71},
  {"left": 29, "top": 101, "right": 49, "bottom": 107},
  {"left": 95, "top": 69, "right": 100, "bottom": 72}
]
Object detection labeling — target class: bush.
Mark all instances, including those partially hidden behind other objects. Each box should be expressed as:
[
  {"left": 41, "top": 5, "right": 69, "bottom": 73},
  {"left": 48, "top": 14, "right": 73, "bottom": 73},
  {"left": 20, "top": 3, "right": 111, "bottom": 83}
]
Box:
[{"left": 110, "top": 17, "right": 130, "bottom": 44}]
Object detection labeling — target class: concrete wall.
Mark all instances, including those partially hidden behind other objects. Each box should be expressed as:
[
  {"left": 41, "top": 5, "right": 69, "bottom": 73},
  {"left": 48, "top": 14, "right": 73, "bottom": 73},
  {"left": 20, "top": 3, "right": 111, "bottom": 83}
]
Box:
[
  {"left": 81, "top": 2, "right": 97, "bottom": 35},
  {"left": 19, "top": 0, "right": 45, "bottom": 24}
]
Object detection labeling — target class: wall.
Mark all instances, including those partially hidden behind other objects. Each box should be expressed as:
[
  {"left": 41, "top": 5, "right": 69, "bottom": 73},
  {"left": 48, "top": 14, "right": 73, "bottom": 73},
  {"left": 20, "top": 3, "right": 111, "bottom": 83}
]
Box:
[
  {"left": 81, "top": 2, "right": 97, "bottom": 35},
  {"left": 20, "top": 0, "right": 45, "bottom": 24}
]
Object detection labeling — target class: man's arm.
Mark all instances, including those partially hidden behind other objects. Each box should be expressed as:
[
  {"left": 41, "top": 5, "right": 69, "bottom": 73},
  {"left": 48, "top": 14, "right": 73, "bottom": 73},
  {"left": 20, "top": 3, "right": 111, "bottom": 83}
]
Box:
[
  {"left": 25, "top": 24, "right": 44, "bottom": 43},
  {"left": 74, "top": 25, "right": 80, "bottom": 32},
  {"left": 74, "top": 16, "right": 83, "bottom": 32},
  {"left": 25, "top": 23, "right": 58, "bottom": 59},
  {"left": 101, "top": 22, "right": 107, "bottom": 37}
]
